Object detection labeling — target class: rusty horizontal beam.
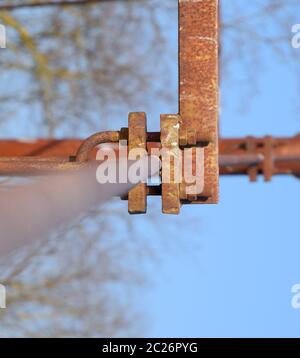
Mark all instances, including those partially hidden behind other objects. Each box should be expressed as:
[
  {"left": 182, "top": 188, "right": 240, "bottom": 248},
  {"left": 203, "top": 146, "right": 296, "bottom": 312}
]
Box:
[
  {"left": 0, "top": 156, "right": 86, "bottom": 175},
  {"left": 0, "top": 139, "right": 83, "bottom": 157},
  {"left": 0, "top": 135, "right": 299, "bottom": 178},
  {"left": 220, "top": 135, "right": 300, "bottom": 180}
]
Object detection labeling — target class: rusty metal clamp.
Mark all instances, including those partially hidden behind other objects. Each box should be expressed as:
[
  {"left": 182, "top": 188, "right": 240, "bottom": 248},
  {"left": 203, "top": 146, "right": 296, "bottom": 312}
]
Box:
[{"left": 73, "top": 111, "right": 216, "bottom": 215}]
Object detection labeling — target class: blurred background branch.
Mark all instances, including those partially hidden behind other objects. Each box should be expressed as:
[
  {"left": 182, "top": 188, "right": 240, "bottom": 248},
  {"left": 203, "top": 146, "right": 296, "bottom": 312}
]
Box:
[
  {"left": 0, "top": 0, "right": 177, "bottom": 337},
  {"left": 0, "top": 0, "right": 126, "bottom": 11}
]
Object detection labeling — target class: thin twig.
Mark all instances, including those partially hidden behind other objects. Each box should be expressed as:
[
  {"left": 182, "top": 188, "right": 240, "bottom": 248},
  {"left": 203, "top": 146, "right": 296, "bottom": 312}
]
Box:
[{"left": 0, "top": 0, "right": 124, "bottom": 11}]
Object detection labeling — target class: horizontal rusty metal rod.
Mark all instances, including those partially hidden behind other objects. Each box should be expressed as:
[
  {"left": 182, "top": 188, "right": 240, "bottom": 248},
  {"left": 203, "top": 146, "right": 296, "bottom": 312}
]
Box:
[
  {"left": 0, "top": 157, "right": 87, "bottom": 176},
  {"left": 0, "top": 135, "right": 299, "bottom": 178},
  {"left": 219, "top": 154, "right": 264, "bottom": 167},
  {"left": 220, "top": 135, "right": 300, "bottom": 178},
  {"left": 0, "top": 154, "right": 299, "bottom": 178}
]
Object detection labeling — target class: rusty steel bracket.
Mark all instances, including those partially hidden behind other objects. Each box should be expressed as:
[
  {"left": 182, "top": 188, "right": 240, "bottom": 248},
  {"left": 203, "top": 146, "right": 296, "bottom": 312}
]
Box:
[
  {"left": 244, "top": 136, "right": 275, "bottom": 182},
  {"left": 0, "top": 0, "right": 220, "bottom": 216},
  {"left": 219, "top": 135, "right": 300, "bottom": 181},
  {"left": 117, "top": 0, "right": 220, "bottom": 214}
]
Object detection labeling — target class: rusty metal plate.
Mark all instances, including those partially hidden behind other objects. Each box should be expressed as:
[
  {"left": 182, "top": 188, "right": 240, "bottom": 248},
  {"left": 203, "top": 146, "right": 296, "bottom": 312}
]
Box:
[
  {"left": 128, "top": 112, "right": 147, "bottom": 214},
  {"left": 160, "top": 114, "right": 181, "bottom": 215},
  {"left": 179, "top": 0, "right": 219, "bottom": 204},
  {"left": 263, "top": 136, "right": 273, "bottom": 182},
  {"left": 246, "top": 136, "right": 258, "bottom": 182}
]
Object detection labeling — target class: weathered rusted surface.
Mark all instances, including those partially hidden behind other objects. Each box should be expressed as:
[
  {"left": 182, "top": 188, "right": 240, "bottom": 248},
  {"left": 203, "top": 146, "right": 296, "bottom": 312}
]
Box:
[
  {"left": 246, "top": 136, "right": 258, "bottom": 182},
  {"left": 0, "top": 139, "right": 82, "bottom": 157},
  {"left": 1, "top": 135, "right": 300, "bottom": 179},
  {"left": 0, "top": 157, "right": 87, "bottom": 176},
  {"left": 219, "top": 134, "right": 300, "bottom": 179},
  {"left": 0, "top": 0, "right": 221, "bottom": 214},
  {"left": 263, "top": 136, "right": 273, "bottom": 182},
  {"left": 160, "top": 114, "right": 181, "bottom": 215},
  {"left": 179, "top": 0, "right": 219, "bottom": 204},
  {"left": 128, "top": 112, "right": 148, "bottom": 214},
  {"left": 76, "top": 131, "right": 119, "bottom": 162}
]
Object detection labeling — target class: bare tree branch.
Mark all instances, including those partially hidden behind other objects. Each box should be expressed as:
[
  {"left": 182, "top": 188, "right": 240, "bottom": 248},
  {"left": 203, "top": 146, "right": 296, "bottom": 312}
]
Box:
[
  {"left": 0, "top": 0, "right": 127, "bottom": 11},
  {"left": 0, "top": 0, "right": 177, "bottom": 337}
]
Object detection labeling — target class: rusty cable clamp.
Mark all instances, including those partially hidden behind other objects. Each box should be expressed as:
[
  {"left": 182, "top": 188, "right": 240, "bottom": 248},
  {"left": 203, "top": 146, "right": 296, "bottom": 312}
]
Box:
[
  {"left": 71, "top": 112, "right": 216, "bottom": 215},
  {"left": 71, "top": 0, "right": 221, "bottom": 215}
]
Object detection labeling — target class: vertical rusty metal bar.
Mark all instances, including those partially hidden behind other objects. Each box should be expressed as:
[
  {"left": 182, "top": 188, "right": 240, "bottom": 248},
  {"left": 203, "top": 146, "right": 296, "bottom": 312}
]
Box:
[
  {"left": 161, "top": 114, "right": 181, "bottom": 214},
  {"left": 246, "top": 136, "right": 258, "bottom": 182},
  {"left": 179, "top": 0, "right": 219, "bottom": 204},
  {"left": 128, "top": 112, "right": 148, "bottom": 214}
]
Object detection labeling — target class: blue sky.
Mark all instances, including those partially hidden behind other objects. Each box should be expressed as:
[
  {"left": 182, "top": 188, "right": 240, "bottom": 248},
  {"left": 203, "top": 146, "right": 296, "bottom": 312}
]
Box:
[{"left": 136, "top": 1, "right": 300, "bottom": 338}]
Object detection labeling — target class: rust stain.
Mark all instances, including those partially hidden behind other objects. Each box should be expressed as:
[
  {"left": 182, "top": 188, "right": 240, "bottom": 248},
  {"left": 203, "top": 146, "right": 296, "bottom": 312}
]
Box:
[
  {"left": 128, "top": 112, "right": 148, "bottom": 214},
  {"left": 161, "top": 114, "right": 181, "bottom": 215},
  {"left": 179, "top": 0, "right": 219, "bottom": 204}
]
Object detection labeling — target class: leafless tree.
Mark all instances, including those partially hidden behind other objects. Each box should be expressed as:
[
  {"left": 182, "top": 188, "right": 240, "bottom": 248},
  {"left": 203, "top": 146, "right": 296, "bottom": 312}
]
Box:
[
  {"left": 0, "top": 0, "right": 177, "bottom": 337},
  {"left": 0, "top": 1, "right": 116, "bottom": 11},
  {"left": 0, "top": 0, "right": 176, "bottom": 135}
]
